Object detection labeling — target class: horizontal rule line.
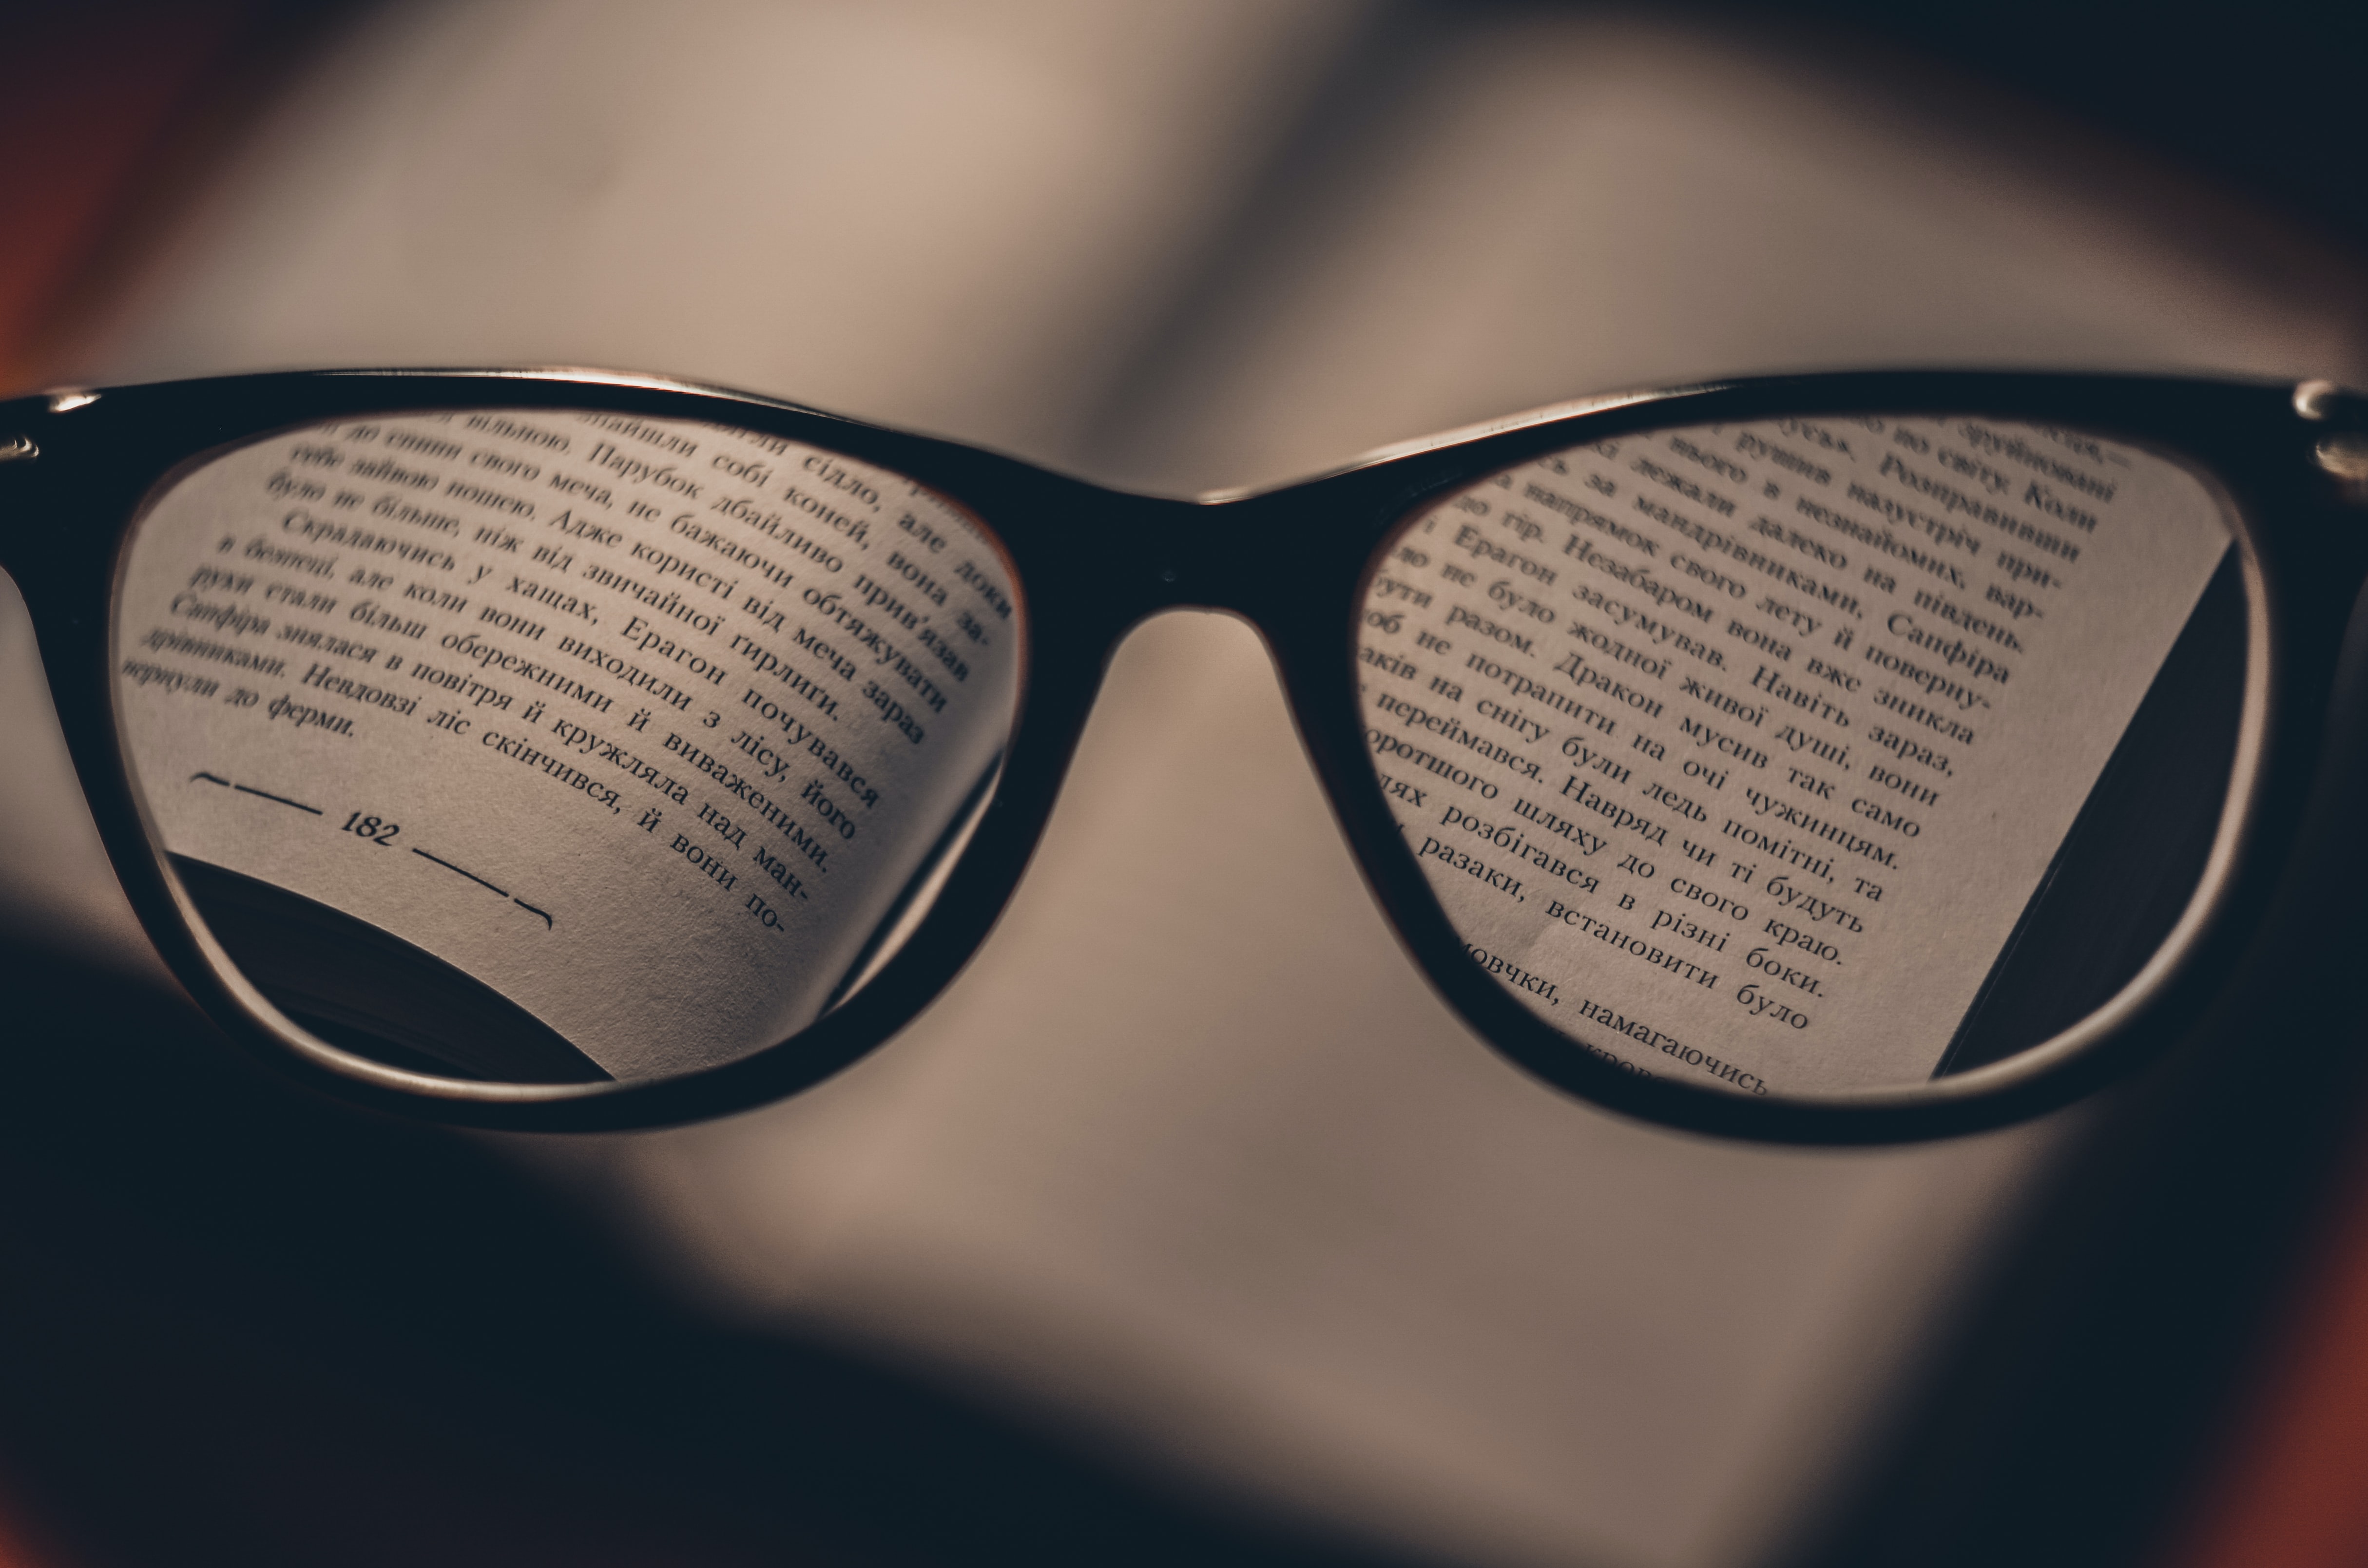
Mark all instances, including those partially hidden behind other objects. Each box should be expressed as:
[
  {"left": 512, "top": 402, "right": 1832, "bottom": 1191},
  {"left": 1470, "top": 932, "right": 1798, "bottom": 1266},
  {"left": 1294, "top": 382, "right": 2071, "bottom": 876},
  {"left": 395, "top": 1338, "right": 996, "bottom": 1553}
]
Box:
[
  {"left": 410, "top": 846, "right": 507, "bottom": 897},
  {"left": 194, "top": 771, "right": 325, "bottom": 816}
]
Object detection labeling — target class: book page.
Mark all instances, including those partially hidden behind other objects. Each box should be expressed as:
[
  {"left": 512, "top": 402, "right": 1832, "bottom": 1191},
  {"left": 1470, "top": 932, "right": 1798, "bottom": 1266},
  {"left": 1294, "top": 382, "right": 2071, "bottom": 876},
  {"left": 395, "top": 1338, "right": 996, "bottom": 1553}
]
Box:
[
  {"left": 34, "top": 3, "right": 2363, "bottom": 1564},
  {"left": 1360, "top": 413, "right": 2234, "bottom": 1096},
  {"left": 112, "top": 409, "right": 1022, "bottom": 1080}
]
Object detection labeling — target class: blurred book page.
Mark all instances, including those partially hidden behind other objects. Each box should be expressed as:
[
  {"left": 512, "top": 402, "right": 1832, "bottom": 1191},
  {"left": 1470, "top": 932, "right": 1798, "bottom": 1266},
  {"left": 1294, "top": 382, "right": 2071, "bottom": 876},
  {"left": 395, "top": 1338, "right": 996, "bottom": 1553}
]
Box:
[{"left": 22, "top": 3, "right": 2368, "bottom": 1568}]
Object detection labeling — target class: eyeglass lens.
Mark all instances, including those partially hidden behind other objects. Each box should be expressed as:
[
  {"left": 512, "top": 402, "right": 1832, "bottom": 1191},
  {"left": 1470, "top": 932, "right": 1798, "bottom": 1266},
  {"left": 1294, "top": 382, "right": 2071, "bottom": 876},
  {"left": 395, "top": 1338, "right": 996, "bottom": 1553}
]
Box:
[
  {"left": 105, "top": 402, "right": 2249, "bottom": 1106},
  {"left": 112, "top": 410, "right": 1022, "bottom": 1083},
  {"left": 1355, "top": 415, "right": 2244, "bottom": 1100}
]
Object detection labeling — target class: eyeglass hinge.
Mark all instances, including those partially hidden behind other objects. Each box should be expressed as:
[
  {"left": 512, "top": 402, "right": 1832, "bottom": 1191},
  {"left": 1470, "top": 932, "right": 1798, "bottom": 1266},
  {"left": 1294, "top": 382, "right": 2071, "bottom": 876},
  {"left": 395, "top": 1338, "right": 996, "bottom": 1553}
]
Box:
[
  {"left": 2295, "top": 381, "right": 2368, "bottom": 501},
  {"left": 2295, "top": 379, "right": 2346, "bottom": 420}
]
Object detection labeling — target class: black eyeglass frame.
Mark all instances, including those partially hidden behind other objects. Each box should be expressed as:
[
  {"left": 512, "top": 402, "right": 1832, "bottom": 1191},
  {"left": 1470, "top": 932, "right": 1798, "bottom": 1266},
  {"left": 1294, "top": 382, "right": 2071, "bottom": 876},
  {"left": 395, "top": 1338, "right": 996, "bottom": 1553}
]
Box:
[{"left": 3, "top": 367, "right": 2363, "bottom": 1144}]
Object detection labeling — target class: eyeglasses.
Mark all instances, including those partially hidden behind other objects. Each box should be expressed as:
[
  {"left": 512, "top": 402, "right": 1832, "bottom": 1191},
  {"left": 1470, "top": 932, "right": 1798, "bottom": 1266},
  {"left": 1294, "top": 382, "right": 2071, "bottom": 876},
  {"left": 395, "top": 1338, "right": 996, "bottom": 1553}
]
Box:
[{"left": 4, "top": 367, "right": 2363, "bottom": 1142}]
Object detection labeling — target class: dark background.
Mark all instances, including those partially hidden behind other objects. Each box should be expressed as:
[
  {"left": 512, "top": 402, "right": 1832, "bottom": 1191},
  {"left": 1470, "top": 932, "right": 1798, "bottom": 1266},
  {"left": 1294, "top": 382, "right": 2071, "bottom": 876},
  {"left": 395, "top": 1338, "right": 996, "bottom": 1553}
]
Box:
[{"left": 1802, "top": 1, "right": 2368, "bottom": 260}]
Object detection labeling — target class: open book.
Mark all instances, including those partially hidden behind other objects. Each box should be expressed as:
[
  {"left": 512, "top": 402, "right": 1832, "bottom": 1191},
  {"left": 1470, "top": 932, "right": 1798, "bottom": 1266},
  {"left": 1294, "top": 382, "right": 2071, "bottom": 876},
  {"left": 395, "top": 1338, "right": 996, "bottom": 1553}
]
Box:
[
  {"left": 115, "top": 409, "right": 1021, "bottom": 1081},
  {"left": 37, "top": 3, "right": 2368, "bottom": 1565}
]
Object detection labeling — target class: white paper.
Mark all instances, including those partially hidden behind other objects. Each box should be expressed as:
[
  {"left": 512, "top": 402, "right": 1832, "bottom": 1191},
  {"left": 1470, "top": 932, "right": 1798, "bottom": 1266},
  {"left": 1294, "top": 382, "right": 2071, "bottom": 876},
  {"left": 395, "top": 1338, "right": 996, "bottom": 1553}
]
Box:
[
  {"left": 113, "top": 409, "right": 1021, "bottom": 1079},
  {"left": 1360, "top": 413, "right": 2232, "bottom": 1095}
]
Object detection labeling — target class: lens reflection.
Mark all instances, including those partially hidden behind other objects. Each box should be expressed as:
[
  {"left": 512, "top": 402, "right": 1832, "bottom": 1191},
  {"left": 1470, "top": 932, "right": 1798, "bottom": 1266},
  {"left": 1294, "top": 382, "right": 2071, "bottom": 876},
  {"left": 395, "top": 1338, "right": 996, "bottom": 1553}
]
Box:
[
  {"left": 114, "top": 410, "right": 1021, "bottom": 1084},
  {"left": 1356, "top": 414, "right": 2242, "bottom": 1099}
]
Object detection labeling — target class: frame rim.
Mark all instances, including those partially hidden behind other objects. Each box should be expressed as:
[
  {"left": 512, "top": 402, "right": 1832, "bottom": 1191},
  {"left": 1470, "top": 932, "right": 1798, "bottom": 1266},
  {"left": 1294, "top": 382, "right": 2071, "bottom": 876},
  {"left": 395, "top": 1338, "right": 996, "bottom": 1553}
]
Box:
[{"left": 0, "top": 364, "right": 2361, "bottom": 1142}]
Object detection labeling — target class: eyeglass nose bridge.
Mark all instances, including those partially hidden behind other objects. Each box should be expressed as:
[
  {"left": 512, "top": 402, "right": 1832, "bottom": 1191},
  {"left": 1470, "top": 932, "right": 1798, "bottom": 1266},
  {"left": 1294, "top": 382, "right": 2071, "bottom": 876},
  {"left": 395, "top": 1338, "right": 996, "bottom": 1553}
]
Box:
[
  {"left": 1122, "top": 481, "right": 1374, "bottom": 634},
  {"left": 1047, "top": 486, "right": 1278, "bottom": 627}
]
